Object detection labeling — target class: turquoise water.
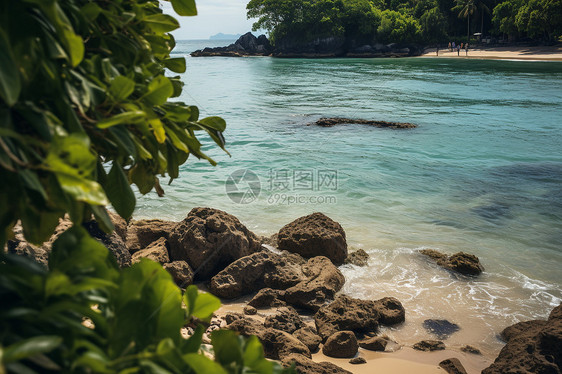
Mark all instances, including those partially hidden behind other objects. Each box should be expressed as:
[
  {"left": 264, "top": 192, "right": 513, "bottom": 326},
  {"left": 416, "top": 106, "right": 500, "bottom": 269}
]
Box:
[{"left": 137, "top": 40, "right": 562, "bottom": 355}]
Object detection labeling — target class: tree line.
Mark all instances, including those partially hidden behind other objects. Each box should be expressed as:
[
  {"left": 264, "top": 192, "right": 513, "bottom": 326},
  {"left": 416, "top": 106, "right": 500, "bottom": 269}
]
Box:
[{"left": 246, "top": 0, "right": 562, "bottom": 46}]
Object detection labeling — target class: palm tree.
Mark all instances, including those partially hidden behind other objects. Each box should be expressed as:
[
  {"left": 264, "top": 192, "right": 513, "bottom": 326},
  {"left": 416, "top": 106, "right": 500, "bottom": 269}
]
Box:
[
  {"left": 453, "top": 0, "right": 476, "bottom": 43},
  {"left": 477, "top": 0, "right": 490, "bottom": 36}
]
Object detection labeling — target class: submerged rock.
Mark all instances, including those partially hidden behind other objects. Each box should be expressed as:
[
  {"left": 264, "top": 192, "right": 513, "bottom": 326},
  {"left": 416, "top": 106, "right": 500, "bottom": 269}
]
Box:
[
  {"left": 322, "top": 331, "right": 359, "bottom": 358},
  {"left": 413, "top": 340, "right": 446, "bottom": 351},
  {"left": 278, "top": 212, "right": 347, "bottom": 265},
  {"left": 311, "top": 118, "right": 417, "bottom": 129},
  {"left": 483, "top": 303, "right": 562, "bottom": 374},
  {"left": 344, "top": 248, "right": 369, "bottom": 266},
  {"left": 168, "top": 207, "right": 261, "bottom": 280},
  {"left": 423, "top": 319, "right": 460, "bottom": 340},
  {"left": 420, "top": 249, "right": 484, "bottom": 276},
  {"left": 460, "top": 345, "right": 482, "bottom": 355}
]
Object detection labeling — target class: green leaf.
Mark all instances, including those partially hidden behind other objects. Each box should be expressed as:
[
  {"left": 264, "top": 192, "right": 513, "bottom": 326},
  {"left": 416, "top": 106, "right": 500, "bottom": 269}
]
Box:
[
  {"left": 0, "top": 30, "right": 21, "bottom": 106},
  {"left": 144, "top": 14, "right": 180, "bottom": 34},
  {"left": 149, "top": 119, "right": 166, "bottom": 144},
  {"left": 163, "top": 58, "right": 186, "bottom": 73},
  {"left": 97, "top": 111, "right": 145, "bottom": 129},
  {"left": 191, "top": 292, "right": 221, "bottom": 321},
  {"left": 3, "top": 336, "right": 62, "bottom": 363},
  {"left": 56, "top": 173, "right": 109, "bottom": 206},
  {"left": 183, "top": 285, "right": 198, "bottom": 318},
  {"left": 62, "top": 29, "right": 84, "bottom": 68},
  {"left": 198, "top": 116, "right": 226, "bottom": 132},
  {"left": 143, "top": 76, "right": 173, "bottom": 106},
  {"left": 105, "top": 162, "right": 136, "bottom": 221},
  {"left": 129, "top": 164, "right": 155, "bottom": 194},
  {"left": 109, "top": 76, "right": 135, "bottom": 101},
  {"left": 210, "top": 330, "right": 243, "bottom": 368},
  {"left": 183, "top": 354, "right": 227, "bottom": 374},
  {"left": 171, "top": 0, "right": 198, "bottom": 16},
  {"left": 80, "top": 3, "right": 102, "bottom": 21}
]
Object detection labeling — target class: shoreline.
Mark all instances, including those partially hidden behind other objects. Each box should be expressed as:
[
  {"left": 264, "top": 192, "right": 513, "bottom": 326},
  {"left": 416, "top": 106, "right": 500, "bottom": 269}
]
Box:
[{"left": 420, "top": 45, "right": 562, "bottom": 61}]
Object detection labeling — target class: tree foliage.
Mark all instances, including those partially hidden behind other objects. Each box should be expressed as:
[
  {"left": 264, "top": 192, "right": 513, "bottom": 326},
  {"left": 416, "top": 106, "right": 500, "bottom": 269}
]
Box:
[{"left": 0, "top": 0, "right": 228, "bottom": 249}]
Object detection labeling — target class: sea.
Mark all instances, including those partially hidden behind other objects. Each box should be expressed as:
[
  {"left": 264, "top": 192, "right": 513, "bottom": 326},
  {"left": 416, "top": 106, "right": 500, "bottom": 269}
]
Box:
[{"left": 136, "top": 39, "right": 562, "bottom": 356}]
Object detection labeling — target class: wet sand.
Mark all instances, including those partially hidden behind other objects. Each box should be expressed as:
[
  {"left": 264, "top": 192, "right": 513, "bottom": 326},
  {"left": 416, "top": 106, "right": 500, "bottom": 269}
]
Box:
[{"left": 421, "top": 45, "right": 562, "bottom": 61}]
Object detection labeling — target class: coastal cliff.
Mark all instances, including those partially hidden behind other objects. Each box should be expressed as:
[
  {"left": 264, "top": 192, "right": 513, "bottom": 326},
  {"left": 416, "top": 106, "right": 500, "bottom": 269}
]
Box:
[{"left": 191, "top": 32, "right": 423, "bottom": 58}]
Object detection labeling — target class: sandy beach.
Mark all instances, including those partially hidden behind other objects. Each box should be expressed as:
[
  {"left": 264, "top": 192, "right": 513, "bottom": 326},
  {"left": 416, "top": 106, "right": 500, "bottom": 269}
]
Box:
[{"left": 421, "top": 45, "right": 562, "bottom": 61}]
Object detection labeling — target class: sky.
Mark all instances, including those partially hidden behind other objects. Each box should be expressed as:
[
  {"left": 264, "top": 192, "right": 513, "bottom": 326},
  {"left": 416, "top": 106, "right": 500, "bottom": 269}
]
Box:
[{"left": 161, "top": 0, "right": 257, "bottom": 40}]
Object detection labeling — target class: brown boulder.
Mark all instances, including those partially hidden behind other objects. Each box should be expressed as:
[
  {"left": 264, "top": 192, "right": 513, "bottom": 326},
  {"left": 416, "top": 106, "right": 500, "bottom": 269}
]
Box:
[
  {"left": 264, "top": 252, "right": 307, "bottom": 289},
  {"left": 359, "top": 336, "right": 388, "bottom": 351},
  {"left": 243, "top": 305, "right": 257, "bottom": 315},
  {"left": 163, "top": 261, "right": 193, "bottom": 288},
  {"left": 282, "top": 354, "right": 352, "bottom": 374},
  {"left": 168, "top": 207, "right": 261, "bottom": 280},
  {"left": 264, "top": 306, "right": 305, "bottom": 333},
  {"left": 483, "top": 302, "right": 562, "bottom": 374},
  {"left": 413, "top": 340, "right": 446, "bottom": 351},
  {"left": 131, "top": 237, "right": 170, "bottom": 264},
  {"left": 420, "top": 249, "right": 484, "bottom": 276},
  {"left": 284, "top": 256, "right": 345, "bottom": 311},
  {"left": 248, "top": 288, "right": 287, "bottom": 308},
  {"left": 322, "top": 331, "right": 359, "bottom": 358},
  {"left": 314, "top": 295, "right": 380, "bottom": 340},
  {"left": 460, "top": 345, "right": 481, "bottom": 355},
  {"left": 294, "top": 327, "right": 322, "bottom": 353},
  {"left": 439, "top": 358, "right": 468, "bottom": 374},
  {"left": 126, "top": 219, "right": 176, "bottom": 253},
  {"left": 373, "top": 297, "right": 405, "bottom": 325},
  {"left": 108, "top": 211, "right": 128, "bottom": 242},
  {"left": 344, "top": 249, "right": 369, "bottom": 267},
  {"left": 209, "top": 250, "right": 279, "bottom": 299},
  {"left": 349, "top": 357, "right": 366, "bottom": 364},
  {"left": 83, "top": 219, "right": 131, "bottom": 267},
  {"left": 278, "top": 213, "right": 347, "bottom": 265}
]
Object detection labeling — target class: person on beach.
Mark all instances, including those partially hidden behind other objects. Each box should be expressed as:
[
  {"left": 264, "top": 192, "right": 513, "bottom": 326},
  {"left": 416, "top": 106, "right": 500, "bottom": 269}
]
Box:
[
  {"left": 461, "top": 42, "right": 464, "bottom": 49},
  {"left": 457, "top": 44, "right": 460, "bottom": 56},
  {"left": 436, "top": 46, "right": 439, "bottom": 56},
  {"left": 452, "top": 41, "right": 456, "bottom": 50},
  {"left": 465, "top": 42, "right": 469, "bottom": 56},
  {"left": 448, "top": 42, "right": 451, "bottom": 51}
]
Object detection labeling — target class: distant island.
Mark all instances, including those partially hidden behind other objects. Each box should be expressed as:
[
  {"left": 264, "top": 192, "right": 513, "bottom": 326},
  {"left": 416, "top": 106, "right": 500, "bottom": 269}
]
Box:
[{"left": 209, "top": 33, "right": 242, "bottom": 40}]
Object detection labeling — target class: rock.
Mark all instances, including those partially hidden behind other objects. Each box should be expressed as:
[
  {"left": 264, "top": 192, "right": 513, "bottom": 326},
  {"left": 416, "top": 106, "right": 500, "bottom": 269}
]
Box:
[
  {"left": 108, "top": 211, "right": 128, "bottom": 242},
  {"left": 131, "top": 237, "right": 170, "bottom": 264},
  {"left": 284, "top": 256, "right": 345, "bottom": 311},
  {"left": 277, "top": 213, "right": 347, "bottom": 265},
  {"left": 413, "top": 340, "right": 446, "bottom": 351},
  {"left": 5, "top": 222, "right": 51, "bottom": 267},
  {"left": 248, "top": 288, "right": 287, "bottom": 308},
  {"left": 168, "top": 207, "right": 261, "bottom": 280},
  {"left": 126, "top": 219, "right": 176, "bottom": 253},
  {"left": 423, "top": 319, "right": 460, "bottom": 340},
  {"left": 264, "top": 306, "right": 305, "bottom": 333},
  {"left": 460, "top": 345, "right": 482, "bottom": 355},
  {"left": 226, "top": 315, "right": 311, "bottom": 360},
  {"left": 163, "top": 261, "right": 193, "bottom": 287},
  {"left": 260, "top": 233, "right": 278, "bottom": 248},
  {"left": 373, "top": 297, "right": 405, "bottom": 325},
  {"left": 344, "top": 249, "right": 369, "bottom": 266},
  {"left": 483, "top": 302, "right": 562, "bottom": 374},
  {"left": 83, "top": 219, "right": 131, "bottom": 267},
  {"left": 359, "top": 336, "right": 388, "bottom": 351},
  {"left": 349, "top": 357, "right": 366, "bottom": 365},
  {"left": 439, "top": 358, "right": 468, "bottom": 374},
  {"left": 314, "top": 295, "right": 380, "bottom": 340},
  {"left": 243, "top": 305, "right": 257, "bottom": 315},
  {"left": 322, "top": 331, "right": 359, "bottom": 358},
  {"left": 420, "top": 249, "right": 484, "bottom": 276},
  {"left": 264, "top": 252, "right": 307, "bottom": 289},
  {"left": 311, "top": 118, "right": 417, "bottom": 129},
  {"left": 294, "top": 327, "right": 322, "bottom": 353},
  {"left": 209, "top": 250, "right": 278, "bottom": 299},
  {"left": 282, "top": 354, "right": 352, "bottom": 374},
  {"left": 191, "top": 33, "right": 273, "bottom": 57}
]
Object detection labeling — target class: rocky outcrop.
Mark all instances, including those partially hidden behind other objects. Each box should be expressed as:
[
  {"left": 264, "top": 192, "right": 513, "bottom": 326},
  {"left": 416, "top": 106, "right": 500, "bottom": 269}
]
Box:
[
  {"left": 126, "top": 219, "right": 176, "bottom": 254},
  {"left": 413, "top": 340, "right": 446, "bottom": 351},
  {"left": 344, "top": 248, "right": 370, "bottom": 266},
  {"left": 483, "top": 303, "right": 562, "bottom": 374},
  {"left": 273, "top": 36, "right": 346, "bottom": 58},
  {"left": 108, "top": 211, "right": 128, "bottom": 242},
  {"left": 264, "top": 307, "right": 305, "bottom": 333},
  {"left": 312, "top": 118, "right": 417, "bottom": 129},
  {"left": 322, "top": 331, "right": 359, "bottom": 358},
  {"left": 460, "top": 345, "right": 481, "bottom": 355},
  {"left": 263, "top": 252, "right": 306, "bottom": 289},
  {"left": 278, "top": 213, "right": 347, "bottom": 265},
  {"left": 420, "top": 249, "right": 484, "bottom": 276},
  {"left": 131, "top": 237, "right": 170, "bottom": 264},
  {"left": 294, "top": 327, "right": 322, "bottom": 353},
  {"left": 243, "top": 305, "right": 257, "bottom": 315},
  {"left": 314, "top": 295, "right": 380, "bottom": 340},
  {"left": 284, "top": 256, "right": 345, "bottom": 311},
  {"left": 282, "top": 354, "right": 352, "bottom": 374},
  {"left": 209, "top": 250, "right": 279, "bottom": 299},
  {"left": 248, "top": 288, "right": 287, "bottom": 308},
  {"left": 439, "top": 358, "right": 468, "bottom": 374},
  {"left": 373, "top": 297, "right": 406, "bottom": 325},
  {"left": 359, "top": 336, "right": 388, "bottom": 351},
  {"left": 423, "top": 319, "right": 460, "bottom": 340},
  {"left": 191, "top": 32, "right": 273, "bottom": 57},
  {"left": 346, "top": 43, "right": 423, "bottom": 57},
  {"left": 83, "top": 219, "right": 131, "bottom": 267},
  {"left": 168, "top": 207, "right": 261, "bottom": 280},
  {"left": 163, "top": 261, "right": 193, "bottom": 287}
]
